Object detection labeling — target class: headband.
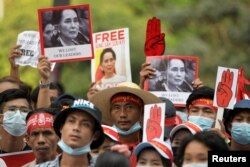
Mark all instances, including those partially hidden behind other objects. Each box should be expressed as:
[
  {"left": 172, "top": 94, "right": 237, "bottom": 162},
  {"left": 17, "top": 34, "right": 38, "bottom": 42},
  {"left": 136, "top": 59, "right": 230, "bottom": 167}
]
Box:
[
  {"left": 27, "top": 112, "right": 54, "bottom": 134},
  {"left": 189, "top": 98, "right": 217, "bottom": 112},
  {"left": 111, "top": 94, "right": 143, "bottom": 106}
]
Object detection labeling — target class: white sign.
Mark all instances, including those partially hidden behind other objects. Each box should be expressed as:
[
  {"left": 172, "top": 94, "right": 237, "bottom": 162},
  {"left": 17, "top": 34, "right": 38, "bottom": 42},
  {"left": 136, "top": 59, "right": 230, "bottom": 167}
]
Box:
[
  {"left": 15, "top": 31, "right": 40, "bottom": 68},
  {"left": 143, "top": 103, "right": 165, "bottom": 142}
]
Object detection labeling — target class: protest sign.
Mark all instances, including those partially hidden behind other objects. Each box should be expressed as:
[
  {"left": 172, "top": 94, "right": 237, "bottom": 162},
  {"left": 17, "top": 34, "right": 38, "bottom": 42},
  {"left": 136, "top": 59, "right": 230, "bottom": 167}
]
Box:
[
  {"left": 145, "top": 55, "right": 199, "bottom": 106},
  {"left": 15, "top": 31, "right": 40, "bottom": 68},
  {"left": 91, "top": 28, "right": 132, "bottom": 90},
  {"left": 38, "top": 4, "right": 93, "bottom": 62},
  {"left": 143, "top": 103, "right": 165, "bottom": 142}
]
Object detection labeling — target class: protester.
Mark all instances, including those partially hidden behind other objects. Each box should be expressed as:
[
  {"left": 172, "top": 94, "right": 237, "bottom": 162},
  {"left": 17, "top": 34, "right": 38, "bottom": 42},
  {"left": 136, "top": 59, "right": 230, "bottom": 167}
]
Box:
[
  {"left": 91, "top": 124, "right": 119, "bottom": 159},
  {"left": 50, "top": 93, "right": 76, "bottom": 111},
  {"left": 38, "top": 99, "right": 104, "bottom": 166},
  {"left": 52, "top": 8, "right": 89, "bottom": 46},
  {"left": 225, "top": 99, "right": 250, "bottom": 151},
  {"left": 0, "top": 89, "right": 32, "bottom": 153},
  {"left": 169, "top": 121, "right": 202, "bottom": 159},
  {"left": 175, "top": 131, "right": 229, "bottom": 167},
  {"left": 185, "top": 86, "right": 217, "bottom": 131},
  {"left": 134, "top": 138, "right": 173, "bottom": 167},
  {"left": 95, "top": 150, "right": 130, "bottom": 167},
  {"left": 22, "top": 108, "right": 58, "bottom": 166},
  {"left": 90, "top": 82, "right": 161, "bottom": 150}
]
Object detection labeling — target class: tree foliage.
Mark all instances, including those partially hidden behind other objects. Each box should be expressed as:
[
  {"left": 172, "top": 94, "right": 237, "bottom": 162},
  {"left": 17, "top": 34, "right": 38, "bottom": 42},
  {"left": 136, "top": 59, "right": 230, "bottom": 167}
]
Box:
[{"left": 0, "top": 0, "right": 249, "bottom": 96}]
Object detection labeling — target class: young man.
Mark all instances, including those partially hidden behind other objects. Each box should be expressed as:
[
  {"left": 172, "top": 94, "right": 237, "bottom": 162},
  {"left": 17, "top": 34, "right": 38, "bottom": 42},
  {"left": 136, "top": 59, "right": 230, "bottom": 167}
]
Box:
[
  {"left": 226, "top": 99, "right": 250, "bottom": 151},
  {"left": 185, "top": 86, "right": 217, "bottom": 131},
  {"left": 90, "top": 82, "right": 161, "bottom": 150},
  {"left": 39, "top": 99, "right": 104, "bottom": 167},
  {"left": 0, "top": 89, "right": 32, "bottom": 153},
  {"left": 22, "top": 109, "right": 59, "bottom": 166}
]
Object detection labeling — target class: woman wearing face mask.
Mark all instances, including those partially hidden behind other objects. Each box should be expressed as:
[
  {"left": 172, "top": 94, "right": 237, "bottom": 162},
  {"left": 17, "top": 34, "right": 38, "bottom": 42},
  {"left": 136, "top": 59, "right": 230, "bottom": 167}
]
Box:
[
  {"left": 175, "top": 131, "right": 229, "bottom": 167},
  {"left": 0, "top": 89, "right": 32, "bottom": 154},
  {"left": 51, "top": 8, "right": 89, "bottom": 47},
  {"left": 225, "top": 99, "right": 250, "bottom": 151}
]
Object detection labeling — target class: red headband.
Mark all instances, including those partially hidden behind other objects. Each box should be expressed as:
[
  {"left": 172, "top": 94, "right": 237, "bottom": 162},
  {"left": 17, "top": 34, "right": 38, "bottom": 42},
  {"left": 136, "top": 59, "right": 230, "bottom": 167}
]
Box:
[
  {"left": 189, "top": 98, "right": 217, "bottom": 112},
  {"left": 111, "top": 94, "right": 143, "bottom": 106},
  {"left": 27, "top": 112, "right": 54, "bottom": 134}
]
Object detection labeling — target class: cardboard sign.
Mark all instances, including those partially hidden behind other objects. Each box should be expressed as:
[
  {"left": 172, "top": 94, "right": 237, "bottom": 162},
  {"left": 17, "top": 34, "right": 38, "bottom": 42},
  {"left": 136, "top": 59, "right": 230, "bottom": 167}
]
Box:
[
  {"left": 213, "top": 66, "right": 238, "bottom": 109},
  {"left": 143, "top": 103, "right": 165, "bottom": 142},
  {"left": 144, "top": 55, "right": 199, "bottom": 106},
  {"left": 15, "top": 31, "right": 40, "bottom": 68},
  {"left": 38, "top": 4, "right": 94, "bottom": 62},
  {"left": 91, "top": 28, "right": 132, "bottom": 90},
  {"left": 0, "top": 150, "right": 35, "bottom": 167}
]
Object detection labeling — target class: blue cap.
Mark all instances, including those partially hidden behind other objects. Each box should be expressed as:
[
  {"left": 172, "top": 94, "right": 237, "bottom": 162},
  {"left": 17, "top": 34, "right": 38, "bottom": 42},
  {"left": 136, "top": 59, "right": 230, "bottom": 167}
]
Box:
[{"left": 234, "top": 100, "right": 250, "bottom": 109}]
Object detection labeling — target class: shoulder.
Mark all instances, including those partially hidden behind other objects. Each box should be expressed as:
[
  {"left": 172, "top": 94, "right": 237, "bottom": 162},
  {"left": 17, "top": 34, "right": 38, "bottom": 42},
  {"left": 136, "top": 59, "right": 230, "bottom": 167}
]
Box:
[
  {"left": 22, "top": 160, "right": 36, "bottom": 167},
  {"left": 35, "top": 155, "right": 60, "bottom": 167}
]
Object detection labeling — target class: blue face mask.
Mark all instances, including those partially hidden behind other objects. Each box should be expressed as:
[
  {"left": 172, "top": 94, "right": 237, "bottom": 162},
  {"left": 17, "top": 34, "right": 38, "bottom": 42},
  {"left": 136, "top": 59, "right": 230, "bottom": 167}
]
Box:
[
  {"left": 113, "top": 121, "right": 141, "bottom": 135},
  {"left": 176, "top": 111, "right": 188, "bottom": 122},
  {"left": 2, "top": 110, "right": 27, "bottom": 136},
  {"left": 231, "top": 122, "right": 250, "bottom": 145},
  {"left": 188, "top": 116, "right": 214, "bottom": 131},
  {"left": 58, "top": 139, "right": 91, "bottom": 155},
  {"left": 182, "top": 163, "right": 207, "bottom": 167}
]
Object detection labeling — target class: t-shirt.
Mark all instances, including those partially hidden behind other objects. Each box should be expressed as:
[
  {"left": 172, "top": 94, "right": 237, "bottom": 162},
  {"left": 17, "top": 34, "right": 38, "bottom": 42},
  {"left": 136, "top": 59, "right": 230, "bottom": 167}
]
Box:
[{"left": 95, "top": 75, "right": 127, "bottom": 90}]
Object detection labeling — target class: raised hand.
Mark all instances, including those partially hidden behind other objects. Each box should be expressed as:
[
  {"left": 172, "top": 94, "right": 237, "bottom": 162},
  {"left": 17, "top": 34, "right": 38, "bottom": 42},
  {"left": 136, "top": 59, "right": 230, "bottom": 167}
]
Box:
[
  {"left": 146, "top": 104, "right": 162, "bottom": 141},
  {"left": 144, "top": 17, "right": 165, "bottom": 56},
  {"left": 38, "top": 56, "right": 51, "bottom": 83},
  {"left": 216, "top": 69, "right": 233, "bottom": 107}
]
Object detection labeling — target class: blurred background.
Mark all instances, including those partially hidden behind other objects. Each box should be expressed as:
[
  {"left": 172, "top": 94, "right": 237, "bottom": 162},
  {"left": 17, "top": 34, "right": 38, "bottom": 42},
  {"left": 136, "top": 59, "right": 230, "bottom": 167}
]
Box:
[{"left": 0, "top": 0, "right": 250, "bottom": 97}]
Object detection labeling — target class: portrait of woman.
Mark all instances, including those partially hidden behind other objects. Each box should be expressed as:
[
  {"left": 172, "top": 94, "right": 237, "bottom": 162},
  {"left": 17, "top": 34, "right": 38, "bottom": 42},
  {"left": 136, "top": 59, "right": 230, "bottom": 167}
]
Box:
[
  {"left": 94, "top": 48, "right": 127, "bottom": 90},
  {"left": 51, "top": 8, "right": 90, "bottom": 47},
  {"left": 148, "top": 56, "right": 196, "bottom": 92}
]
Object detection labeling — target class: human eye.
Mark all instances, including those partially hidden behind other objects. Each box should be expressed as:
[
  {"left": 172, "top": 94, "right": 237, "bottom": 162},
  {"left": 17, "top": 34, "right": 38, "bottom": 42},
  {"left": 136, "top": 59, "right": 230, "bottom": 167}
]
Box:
[
  {"left": 7, "top": 106, "right": 17, "bottom": 112},
  {"left": 189, "top": 108, "right": 198, "bottom": 113},
  {"left": 125, "top": 104, "right": 134, "bottom": 110},
  {"left": 73, "top": 18, "right": 79, "bottom": 23},
  {"left": 31, "top": 131, "right": 39, "bottom": 137},
  {"left": 64, "top": 18, "right": 72, "bottom": 24},
  {"left": 203, "top": 108, "right": 213, "bottom": 114},
  {"left": 111, "top": 105, "right": 121, "bottom": 112},
  {"left": 137, "top": 160, "right": 146, "bottom": 165},
  {"left": 234, "top": 116, "right": 243, "bottom": 122},
  {"left": 81, "top": 121, "right": 91, "bottom": 127},
  {"left": 20, "top": 107, "right": 31, "bottom": 113}
]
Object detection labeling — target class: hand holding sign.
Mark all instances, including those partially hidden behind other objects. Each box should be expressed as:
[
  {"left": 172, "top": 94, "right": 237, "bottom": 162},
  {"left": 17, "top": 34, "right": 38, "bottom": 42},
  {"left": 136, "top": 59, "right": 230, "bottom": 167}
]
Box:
[
  {"left": 144, "top": 17, "right": 165, "bottom": 56},
  {"left": 146, "top": 104, "right": 162, "bottom": 141},
  {"left": 216, "top": 69, "right": 233, "bottom": 107}
]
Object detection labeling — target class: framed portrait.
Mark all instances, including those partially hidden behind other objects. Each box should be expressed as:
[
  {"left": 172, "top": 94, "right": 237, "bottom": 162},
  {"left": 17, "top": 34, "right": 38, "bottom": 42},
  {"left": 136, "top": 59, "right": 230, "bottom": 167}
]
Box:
[
  {"left": 144, "top": 55, "right": 199, "bottom": 106},
  {"left": 38, "top": 4, "right": 94, "bottom": 62},
  {"left": 91, "top": 28, "right": 132, "bottom": 90}
]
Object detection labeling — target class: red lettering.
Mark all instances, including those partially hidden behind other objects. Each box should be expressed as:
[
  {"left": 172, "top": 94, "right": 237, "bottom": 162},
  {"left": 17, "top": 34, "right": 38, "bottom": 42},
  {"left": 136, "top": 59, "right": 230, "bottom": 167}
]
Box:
[
  {"left": 102, "top": 33, "right": 109, "bottom": 42},
  {"left": 118, "top": 30, "right": 124, "bottom": 40},
  {"left": 95, "top": 34, "right": 101, "bottom": 43},
  {"left": 95, "top": 29, "right": 125, "bottom": 42},
  {"left": 110, "top": 31, "right": 116, "bottom": 41}
]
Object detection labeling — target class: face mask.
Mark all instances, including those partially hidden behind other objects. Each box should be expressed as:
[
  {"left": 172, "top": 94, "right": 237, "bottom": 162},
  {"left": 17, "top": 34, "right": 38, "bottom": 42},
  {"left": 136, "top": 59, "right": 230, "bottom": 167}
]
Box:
[
  {"left": 188, "top": 116, "right": 214, "bottom": 131},
  {"left": 58, "top": 139, "right": 91, "bottom": 155},
  {"left": 231, "top": 122, "right": 250, "bottom": 145},
  {"left": 2, "top": 110, "right": 27, "bottom": 136},
  {"left": 176, "top": 111, "right": 187, "bottom": 122},
  {"left": 113, "top": 121, "right": 141, "bottom": 135},
  {"left": 182, "top": 163, "right": 207, "bottom": 167}
]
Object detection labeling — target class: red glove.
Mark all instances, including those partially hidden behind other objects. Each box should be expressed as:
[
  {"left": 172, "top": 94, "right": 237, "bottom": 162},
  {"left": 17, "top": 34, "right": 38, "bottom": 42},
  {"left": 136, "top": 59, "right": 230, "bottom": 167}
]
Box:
[{"left": 144, "top": 17, "right": 165, "bottom": 56}]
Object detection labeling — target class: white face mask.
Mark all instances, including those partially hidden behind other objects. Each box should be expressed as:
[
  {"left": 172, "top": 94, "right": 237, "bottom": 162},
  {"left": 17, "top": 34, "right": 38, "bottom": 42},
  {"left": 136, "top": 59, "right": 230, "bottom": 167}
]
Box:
[
  {"left": 182, "top": 163, "right": 207, "bottom": 167},
  {"left": 2, "top": 110, "right": 27, "bottom": 136}
]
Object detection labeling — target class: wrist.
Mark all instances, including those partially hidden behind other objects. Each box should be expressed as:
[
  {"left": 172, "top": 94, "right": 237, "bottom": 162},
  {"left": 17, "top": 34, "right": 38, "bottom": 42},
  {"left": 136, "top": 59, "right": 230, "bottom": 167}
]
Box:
[{"left": 39, "top": 80, "right": 50, "bottom": 89}]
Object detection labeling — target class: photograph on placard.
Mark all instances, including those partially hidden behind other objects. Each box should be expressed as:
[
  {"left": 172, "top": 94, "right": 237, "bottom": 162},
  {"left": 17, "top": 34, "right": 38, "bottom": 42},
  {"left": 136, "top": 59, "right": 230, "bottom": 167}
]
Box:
[
  {"left": 144, "top": 55, "right": 199, "bottom": 106},
  {"left": 38, "top": 4, "right": 93, "bottom": 62},
  {"left": 91, "top": 28, "right": 132, "bottom": 90}
]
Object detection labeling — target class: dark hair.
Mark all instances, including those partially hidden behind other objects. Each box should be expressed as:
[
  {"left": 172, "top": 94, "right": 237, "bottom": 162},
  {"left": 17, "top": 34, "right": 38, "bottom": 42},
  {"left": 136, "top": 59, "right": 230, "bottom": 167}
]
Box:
[
  {"left": 52, "top": 8, "right": 79, "bottom": 25},
  {"left": 0, "top": 89, "right": 31, "bottom": 113},
  {"left": 100, "top": 48, "right": 116, "bottom": 64},
  {"left": 95, "top": 151, "right": 130, "bottom": 167},
  {"left": 0, "top": 76, "right": 32, "bottom": 96},
  {"left": 137, "top": 147, "right": 172, "bottom": 167},
  {"left": 186, "top": 86, "right": 214, "bottom": 109},
  {"left": 175, "top": 131, "right": 229, "bottom": 167},
  {"left": 30, "top": 82, "right": 64, "bottom": 105}
]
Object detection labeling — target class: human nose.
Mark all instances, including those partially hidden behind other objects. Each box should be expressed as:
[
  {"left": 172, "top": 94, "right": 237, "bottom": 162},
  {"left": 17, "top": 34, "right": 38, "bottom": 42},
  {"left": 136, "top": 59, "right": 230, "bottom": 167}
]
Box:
[
  {"left": 37, "top": 134, "right": 46, "bottom": 145},
  {"left": 72, "top": 122, "right": 80, "bottom": 131},
  {"left": 119, "top": 107, "right": 127, "bottom": 118}
]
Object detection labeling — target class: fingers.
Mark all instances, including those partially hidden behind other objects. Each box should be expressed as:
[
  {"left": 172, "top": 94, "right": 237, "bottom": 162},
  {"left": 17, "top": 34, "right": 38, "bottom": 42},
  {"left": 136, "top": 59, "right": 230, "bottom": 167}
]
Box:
[
  {"left": 9, "top": 45, "right": 22, "bottom": 59},
  {"left": 110, "top": 144, "right": 131, "bottom": 157}
]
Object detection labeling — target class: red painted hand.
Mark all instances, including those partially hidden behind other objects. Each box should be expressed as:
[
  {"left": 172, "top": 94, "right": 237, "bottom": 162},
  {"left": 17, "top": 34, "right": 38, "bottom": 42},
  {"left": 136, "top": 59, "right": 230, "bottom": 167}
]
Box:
[
  {"left": 216, "top": 69, "right": 233, "bottom": 107},
  {"left": 146, "top": 104, "right": 162, "bottom": 141},
  {"left": 144, "top": 17, "right": 165, "bottom": 56}
]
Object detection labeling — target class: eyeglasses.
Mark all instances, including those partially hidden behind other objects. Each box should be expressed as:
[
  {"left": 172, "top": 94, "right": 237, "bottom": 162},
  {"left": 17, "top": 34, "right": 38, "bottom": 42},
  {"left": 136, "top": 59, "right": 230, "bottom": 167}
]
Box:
[{"left": 4, "top": 105, "right": 32, "bottom": 113}]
